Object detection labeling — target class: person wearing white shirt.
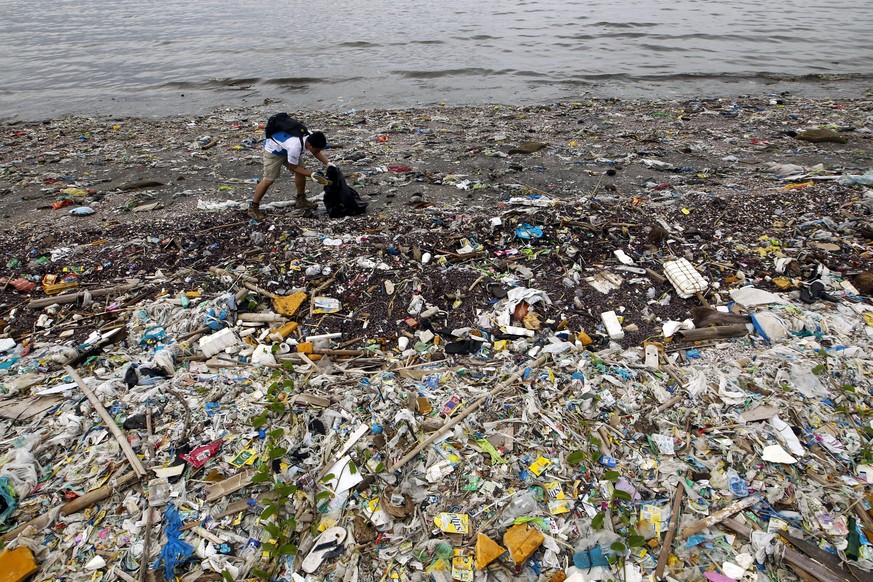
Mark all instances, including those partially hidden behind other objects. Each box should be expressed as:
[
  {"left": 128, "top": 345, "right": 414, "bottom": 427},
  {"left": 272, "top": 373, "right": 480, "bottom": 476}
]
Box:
[{"left": 248, "top": 123, "right": 331, "bottom": 220}]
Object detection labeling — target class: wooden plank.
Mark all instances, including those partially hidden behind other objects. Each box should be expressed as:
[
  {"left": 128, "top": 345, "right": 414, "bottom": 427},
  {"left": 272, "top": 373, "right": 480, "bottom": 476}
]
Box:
[
  {"left": 655, "top": 479, "right": 686, "bottom": 578},
  {"left": 205, "top": 468, "right": 257, "bottom": 503},
  {"left": 0, "top": 395, "right": 62, "bottom": 420}
]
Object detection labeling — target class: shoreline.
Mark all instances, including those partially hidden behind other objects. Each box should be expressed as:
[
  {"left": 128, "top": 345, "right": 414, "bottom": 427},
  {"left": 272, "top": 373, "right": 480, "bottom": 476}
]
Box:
[{"left": 2, "top": 74, "right": 872, "bottom": 123}]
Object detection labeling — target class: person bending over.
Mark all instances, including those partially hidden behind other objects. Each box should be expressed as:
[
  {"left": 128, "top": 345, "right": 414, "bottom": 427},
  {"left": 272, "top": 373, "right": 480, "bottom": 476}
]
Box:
[{"left": 248, "top": 115, "right": 331, "bottom": 221}]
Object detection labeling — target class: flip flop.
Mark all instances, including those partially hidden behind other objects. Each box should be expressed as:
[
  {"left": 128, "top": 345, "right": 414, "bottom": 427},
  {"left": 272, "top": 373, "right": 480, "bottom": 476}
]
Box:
[{"left": 301, "top": 526, "right": 347, "bottom": 574}]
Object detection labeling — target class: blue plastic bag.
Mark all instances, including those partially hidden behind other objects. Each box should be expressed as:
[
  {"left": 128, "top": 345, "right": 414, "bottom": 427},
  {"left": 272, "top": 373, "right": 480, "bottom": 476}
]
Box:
[{"left": 153, "top": 504, "right": 194, "bottom": 579}]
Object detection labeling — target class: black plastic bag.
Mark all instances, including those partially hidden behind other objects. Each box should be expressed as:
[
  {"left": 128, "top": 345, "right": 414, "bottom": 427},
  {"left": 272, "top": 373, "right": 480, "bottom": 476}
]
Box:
[{"left": 323, "top": 165, "right": 368, "bottom": 218}]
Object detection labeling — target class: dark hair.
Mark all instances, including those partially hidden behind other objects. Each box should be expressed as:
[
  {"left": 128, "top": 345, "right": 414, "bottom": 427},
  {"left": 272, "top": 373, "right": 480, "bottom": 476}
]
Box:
[{"left": 307, "top": 131, "right": 327, "bottom": 150}]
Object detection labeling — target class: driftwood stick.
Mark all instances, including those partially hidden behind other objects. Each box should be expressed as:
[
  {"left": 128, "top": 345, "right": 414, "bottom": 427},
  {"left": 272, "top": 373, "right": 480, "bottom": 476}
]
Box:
[
  {"left": 680, "top": 495, "right": 759, "bottom": 538},
  {"left": 1, "top": 470, "right": 138, "bottom": 542},
  {"left": 655, "top": 477, "right": 686, "bottom": 579},
  {"left": 28, "top": 283, "right": 138, "bottom": 309},
  {"left": 208, "top": 266, "right": 276, "bottom": 298},
  {"left": 65, "top": 365, "right": 148, "bottom": 478},
  {"left": 140, "top": 507, "right": 154, "bottom": 582},
  {"left": 389, "top": 355, "right": 547, "bottom": 472}
]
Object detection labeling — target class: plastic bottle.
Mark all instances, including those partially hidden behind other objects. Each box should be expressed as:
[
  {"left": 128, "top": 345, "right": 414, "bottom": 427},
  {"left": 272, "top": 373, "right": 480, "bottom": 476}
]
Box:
[{"left": 499, "top": 491, "right": 538, "bottom": 526}]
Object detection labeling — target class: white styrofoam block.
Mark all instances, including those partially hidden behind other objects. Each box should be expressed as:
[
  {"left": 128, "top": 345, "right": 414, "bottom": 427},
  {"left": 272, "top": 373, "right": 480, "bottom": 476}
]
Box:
[
  {"left": 601, "top": 310, "right": 625, "bottom": 340},
  {"left": 198, "top": 328, "right": 240, "bottom": 358}
]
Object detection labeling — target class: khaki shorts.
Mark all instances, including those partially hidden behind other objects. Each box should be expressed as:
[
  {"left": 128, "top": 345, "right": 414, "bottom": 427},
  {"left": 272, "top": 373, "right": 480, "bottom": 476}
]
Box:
[{"left": 262, "top": 151, "right": 306, "bottom": 181}]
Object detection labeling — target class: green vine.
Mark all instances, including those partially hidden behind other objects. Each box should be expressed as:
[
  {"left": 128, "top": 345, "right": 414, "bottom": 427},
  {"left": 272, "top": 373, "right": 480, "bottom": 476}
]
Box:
[{"left": 248, "top": 367, "right": 299, "bottom": 580}]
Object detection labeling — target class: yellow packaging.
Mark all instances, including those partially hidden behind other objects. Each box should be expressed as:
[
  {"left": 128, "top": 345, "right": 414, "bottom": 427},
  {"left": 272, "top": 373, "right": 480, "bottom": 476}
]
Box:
[
  {"left": 545, "top": 481, "right": 571, "bottom": 515},
  {"left": 434, "top": 512, "right": 470, "bottom": 534},
  {"left": 451, "top": 554, "right": 474, "bottom": 581},
  {"left": 528, "top": 456, "right": 552, "bottom": 477}
]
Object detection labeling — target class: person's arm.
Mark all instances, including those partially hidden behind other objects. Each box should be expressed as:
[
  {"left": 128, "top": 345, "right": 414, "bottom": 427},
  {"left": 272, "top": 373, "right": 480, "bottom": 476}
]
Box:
[
  {"left": 288, "top": 163, "right": 312, "bottom": 177},
  {"left": 313, "top": 149, "right": 330, "bottom": 166}
]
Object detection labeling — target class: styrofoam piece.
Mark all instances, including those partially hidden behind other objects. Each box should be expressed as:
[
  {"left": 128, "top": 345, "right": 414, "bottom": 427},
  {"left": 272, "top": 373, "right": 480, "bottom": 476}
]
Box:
[
  {"left": 502, "top": 325, "right": 535, "bottom": 337},
  {"left": 644, "top": 344, "right": 660, "bottom": 369},
  {"left": 304, "top": 333, "right": 342, "bottom": 342},
  {"left": 663, "top": 258, "right": 708, "bottom": 298},
  {"left": 601, "top": 310, "right": 624, "bottom": 340},
  {"left": 198, "top": 328, "right": 240, "bottom": 358}
]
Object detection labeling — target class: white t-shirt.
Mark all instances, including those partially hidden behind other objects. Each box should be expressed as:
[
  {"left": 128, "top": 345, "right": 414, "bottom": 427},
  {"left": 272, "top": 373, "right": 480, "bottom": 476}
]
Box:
[{"left": 264, "top": 132, "right": 309, "bottom": 165}]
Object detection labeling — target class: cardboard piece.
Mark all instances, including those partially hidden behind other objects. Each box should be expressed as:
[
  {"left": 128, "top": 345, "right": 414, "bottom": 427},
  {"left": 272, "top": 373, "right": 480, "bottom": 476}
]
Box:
[{"left": 475, "top": 532, "right": 506, "bottom": 569}]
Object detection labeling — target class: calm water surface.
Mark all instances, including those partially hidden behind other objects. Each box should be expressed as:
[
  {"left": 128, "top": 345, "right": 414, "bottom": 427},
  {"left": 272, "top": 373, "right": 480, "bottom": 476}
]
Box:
[{"left": 1, "top": 0, "right": 871, "bottom": 119}]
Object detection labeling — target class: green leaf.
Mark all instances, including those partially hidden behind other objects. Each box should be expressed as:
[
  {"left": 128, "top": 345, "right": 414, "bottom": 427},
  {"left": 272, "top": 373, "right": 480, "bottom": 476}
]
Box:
[
  {"left": 374, "top": 462, "right": 385, "bottom": 473},
  {"left": 612, "top": 489, "right": 632, "bottom": 502},
  {"left": 262, "top": 542, "right": 277, "bottom": 553},
  {"left": 610, "top": 541, "right": 627, "bottom": 554},
  {"left": 222, "top": 570, "right": 234, "bottom": 582},
  {"left": 251, "top": 470, "right": 272, "bottom": 484},
  {"left": 567, "top": 450, "right": 586, "bottom": 465},
  {"left": 588, "top": 435, "right": 602, "bottom": 448},
  {"left": 260, "top": 504, "right": 278, "bottom": 522},
  {"left": 252, "top": 568, "right": 269, "bottom": 581},
  {"left": 252, "top": 414, "right": 268, "bottom": 429},
  {"left": 282, "top": 517, "right": 297, "bottom": 531},
  {"left": 592, "top": 512, "right": 605, "bottom": 530},
  {"left": 603, "top": 470, "right": 620, "bottom": 483},
  {"left": 269, "top": 428, "right": 285, "bottom": 439},
  {"left": 278, "top": 544, "right": 297, "bottom": 556},
  {"left": 274, "top": 483, "right": 296, "bottom": 497},
  {"left": 348, "top": 460, "right": 357, "bottom": 475},
  {"left": 282, "top": 360, "right": 295, "bottom": 370},
  {"left": 321, "top": 473, "right": 336, "bottom": 483},
  {"left": 271, "top": 343, "right": 281, "bottom": 353},
  {"left": 626, "top": 535, "right": 645, "bottom": 548},
  {"left": 268, "top": 447, "right": 287, "bottom": 460},
  {"left": 316, "top": 491, "right": 332, "bottom": 501},
  {"left": 263, "top": 523, "right": 280, "bottom": 537},
  {"left": 270, "top": 402, "right": 285, "bottom": 414}
]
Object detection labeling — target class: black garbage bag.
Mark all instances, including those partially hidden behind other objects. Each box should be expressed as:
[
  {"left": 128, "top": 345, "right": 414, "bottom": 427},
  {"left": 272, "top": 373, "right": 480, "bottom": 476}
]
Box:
[{"left": 323, "top": 165, "right": 368, "bottom": 218}]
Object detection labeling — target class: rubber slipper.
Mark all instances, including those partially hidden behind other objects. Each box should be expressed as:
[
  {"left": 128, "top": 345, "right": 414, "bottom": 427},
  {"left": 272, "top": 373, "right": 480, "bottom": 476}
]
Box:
[
  {"left": 302, "top": 526, "right": 347, "bottom": 573},
  {"left": 444, "top": 339, "right": 483, "bottom": 355}
]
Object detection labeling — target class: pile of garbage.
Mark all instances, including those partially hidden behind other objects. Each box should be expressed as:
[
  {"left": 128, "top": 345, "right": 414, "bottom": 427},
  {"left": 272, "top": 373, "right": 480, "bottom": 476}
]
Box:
[{"left": 1, "top": 95, "right": 873, "bottom": 582}]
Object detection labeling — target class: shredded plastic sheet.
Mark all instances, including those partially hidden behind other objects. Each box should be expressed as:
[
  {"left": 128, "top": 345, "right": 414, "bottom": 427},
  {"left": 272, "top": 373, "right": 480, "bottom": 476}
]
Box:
[{"left": 153, "top": 504, "right": 195, "bottom": 579}]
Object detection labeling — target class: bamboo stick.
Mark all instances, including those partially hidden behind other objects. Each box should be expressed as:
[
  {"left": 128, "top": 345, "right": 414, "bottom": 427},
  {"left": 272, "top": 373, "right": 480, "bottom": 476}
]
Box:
[{"left": 65, "top": 365, "right": 148, "bottom": 478}]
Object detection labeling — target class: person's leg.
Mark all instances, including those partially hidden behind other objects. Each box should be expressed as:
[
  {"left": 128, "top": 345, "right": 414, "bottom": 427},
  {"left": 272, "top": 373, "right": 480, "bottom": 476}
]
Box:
[
  {"left": 249, "top": 152, "right": 283, "bottom": 219},
  {"left": 292, "top": 164, "right": 317, "bottom": 209},
  {"left": 294, "top": 167, "right": 306, "bottom": 197},
  {"left": 252, "top": 179, "right": 273, "bottom": 205}
]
